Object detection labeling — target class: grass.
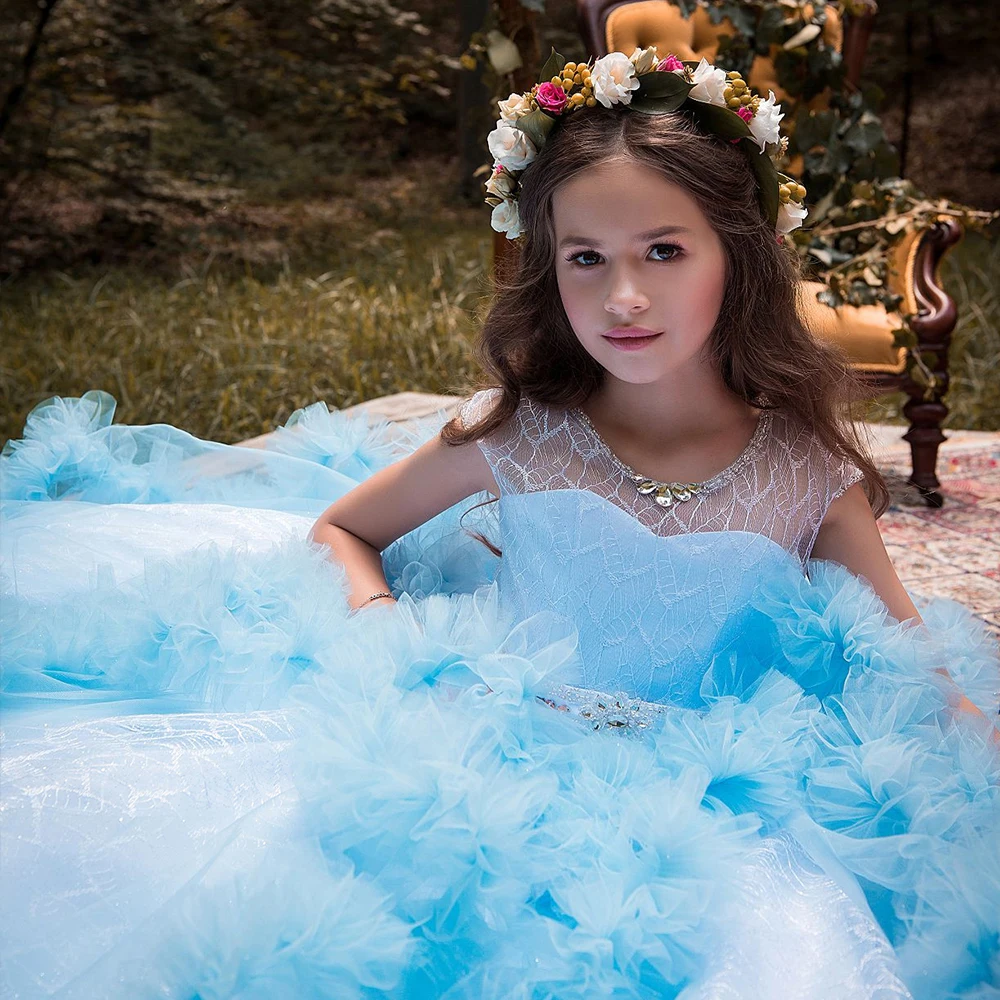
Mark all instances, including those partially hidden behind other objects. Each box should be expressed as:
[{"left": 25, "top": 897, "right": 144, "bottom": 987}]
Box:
[
  {"left": 863, "top": 227, "right": 1000, "bottom": 432},
  {"left": 1, "top": 168, "right": 998, "bottom": 447},
  {"left": 0, "top": 186, "right": 494, "bottom": 445}
]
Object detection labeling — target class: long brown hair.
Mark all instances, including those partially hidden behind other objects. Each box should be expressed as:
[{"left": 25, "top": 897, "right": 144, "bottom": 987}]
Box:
[{"left": 443, "top": 106, "right": 888, "bottom": 555}]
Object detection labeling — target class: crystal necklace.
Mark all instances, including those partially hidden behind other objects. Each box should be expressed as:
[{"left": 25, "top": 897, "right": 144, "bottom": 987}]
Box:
[{"left": 571, "top": 406, "right": 768, "bottom": 510}]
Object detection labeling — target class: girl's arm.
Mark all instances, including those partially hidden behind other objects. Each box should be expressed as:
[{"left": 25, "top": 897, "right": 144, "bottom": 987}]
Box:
[
  {"left": 812, "top": 483, "right": 998, "bottom": 743},
  {"left": 309, "top": 428, "right": 497, "bottom": 611}
]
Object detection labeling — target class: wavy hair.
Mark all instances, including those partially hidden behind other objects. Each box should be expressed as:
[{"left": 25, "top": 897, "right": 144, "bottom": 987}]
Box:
[{"left": 442, "top": 106, "right": 888, "bottom": 556}]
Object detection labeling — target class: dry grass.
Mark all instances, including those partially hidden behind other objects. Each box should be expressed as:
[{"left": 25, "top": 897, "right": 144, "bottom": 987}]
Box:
[{"left": 1, "top": 211, "right": 493, "bottom": 445}]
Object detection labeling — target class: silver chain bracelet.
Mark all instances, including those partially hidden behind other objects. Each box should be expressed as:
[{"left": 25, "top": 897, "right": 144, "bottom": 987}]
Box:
[{"left": 350, "top": 590, "right": 394, "bottom": 615}]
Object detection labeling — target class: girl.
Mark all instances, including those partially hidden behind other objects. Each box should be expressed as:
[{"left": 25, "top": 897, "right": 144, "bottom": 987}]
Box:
[{"left": 1, "top": 47, "right": 998, "bottom": 1000}]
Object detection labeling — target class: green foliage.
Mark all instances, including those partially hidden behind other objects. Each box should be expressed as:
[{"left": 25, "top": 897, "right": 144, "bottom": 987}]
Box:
[{"left": 0, "top": 0, "right": 456, "bottom": 268}]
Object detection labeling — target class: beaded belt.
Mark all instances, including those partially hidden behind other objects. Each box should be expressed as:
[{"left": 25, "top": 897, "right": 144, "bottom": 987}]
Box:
[{"left": 535, "top": 683, "right": 676, "bottom": 735}]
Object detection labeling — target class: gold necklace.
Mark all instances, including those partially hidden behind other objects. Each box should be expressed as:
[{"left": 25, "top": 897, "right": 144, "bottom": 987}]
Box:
[{"left": 573, "top": 408, "right": 705, "bottom": 509}]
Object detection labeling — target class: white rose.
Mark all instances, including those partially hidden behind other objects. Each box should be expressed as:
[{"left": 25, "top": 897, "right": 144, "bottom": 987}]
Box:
[
  {"left": 749, "top": 91, "right": 783, "bottom": 149},
  {"left": 491, "top": 198, "right": 522, "bottom": 239},
  {"left": 590, "top": 52, "right": 640, "bottom": 108},
  {"left": 487, "top": 119, "right": 537, "bottom": 172},
  {"left": 776, "top": 199, "right": 808, "bottom": 234},
  {"left": 628, "top": 46, "right": 660, "bottom": 75},
  {"left": 498, "top": 91, "right": 533, "bottom": 122},
  {"left": 688, "top": 57, "right": 728, "bottom": 107},
  {"left": 485, "top": 165, "right": 516, "bottom": 199}
]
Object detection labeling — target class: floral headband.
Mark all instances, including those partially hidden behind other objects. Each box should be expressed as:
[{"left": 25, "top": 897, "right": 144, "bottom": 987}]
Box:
[{"left": 485, "top": 46, "right": 808, "bottom": 240}]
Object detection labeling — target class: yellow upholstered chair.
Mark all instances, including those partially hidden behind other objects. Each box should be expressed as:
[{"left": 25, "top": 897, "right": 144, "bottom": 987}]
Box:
[{"left": 493, "top": 0, "right": 963, "bottom": 503}]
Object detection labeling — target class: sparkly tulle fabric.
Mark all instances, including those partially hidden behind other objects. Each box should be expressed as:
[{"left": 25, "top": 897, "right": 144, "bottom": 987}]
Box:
[{"left": 1, "top": 388, "right": 998, "bottom": 1000}]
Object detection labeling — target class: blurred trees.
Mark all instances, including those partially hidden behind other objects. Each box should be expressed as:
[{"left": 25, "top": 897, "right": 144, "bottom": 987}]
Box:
[{"left": 0, "top": 0, "right": 459, "bottom": 271}]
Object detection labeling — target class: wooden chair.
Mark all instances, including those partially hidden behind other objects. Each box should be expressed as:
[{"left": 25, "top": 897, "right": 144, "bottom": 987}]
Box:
[{"left": 495, "top": 0, "right": 964, "bottom": 505}]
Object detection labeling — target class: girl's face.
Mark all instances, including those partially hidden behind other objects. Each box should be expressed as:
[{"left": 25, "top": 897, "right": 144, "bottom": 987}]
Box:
[{"left": 553, "top": 157, "right": 727, "bottom": 388}]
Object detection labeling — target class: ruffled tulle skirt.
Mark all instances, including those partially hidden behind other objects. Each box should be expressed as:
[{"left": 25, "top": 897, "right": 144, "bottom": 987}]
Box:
[{"left": 1, "top": 392, "right": 998, "bottom": 1000}]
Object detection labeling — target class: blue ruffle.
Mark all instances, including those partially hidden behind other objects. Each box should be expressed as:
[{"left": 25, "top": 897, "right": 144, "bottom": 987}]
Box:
[{"left": 1, "top": 392, "right": 998, "bottom": 1000}]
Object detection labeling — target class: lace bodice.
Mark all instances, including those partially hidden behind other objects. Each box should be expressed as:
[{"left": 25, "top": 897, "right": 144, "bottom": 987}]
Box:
[{"left": 459, "top": 387, "right": 863, "bottom": 569}]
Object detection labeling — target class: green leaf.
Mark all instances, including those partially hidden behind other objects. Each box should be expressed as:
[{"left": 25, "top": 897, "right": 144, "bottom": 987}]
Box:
[
  {"left": 537, "top": 48, "right": 564, "bottom": 85},
  {"left": 689, "top": 102, "right": 753, "bottom": 141},
  {"left": 745, "top": 140, "right": 779, "bottom": 226},
  {"left": 629, "top": 93, "right": 691, "bottom": 114},
  {"left": 513, "top": 108, "right": 557, "bottom": 149},
  {"left": 793, "top": 108, "right": 836, "bottom": 152},
  {"left": 636, "top": 71, "right": 692, "bottom": 101}
]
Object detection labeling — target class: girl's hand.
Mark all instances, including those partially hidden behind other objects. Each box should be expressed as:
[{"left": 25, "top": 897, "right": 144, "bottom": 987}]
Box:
[{"left": 936, "top": 667, "right": 1000, "bottom": 748}]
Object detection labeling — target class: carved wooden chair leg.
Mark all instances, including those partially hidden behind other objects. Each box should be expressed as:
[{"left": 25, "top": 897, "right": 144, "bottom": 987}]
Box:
[
  {"left": 900, "top": 218, "right": 963, "bottom": 508},
  {"left": 902, "top": 390, "right": 947, "bottom": 507}
]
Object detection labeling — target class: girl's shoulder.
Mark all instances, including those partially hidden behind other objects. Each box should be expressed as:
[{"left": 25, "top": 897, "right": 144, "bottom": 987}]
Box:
[
  {"left": 763, "top": 407, "right": 865, "bottom": 507},
  {"left": 458, "top": 387, "right": 555, "bottom": 439},
  {"left": 458, "top": 386, "right": 503, "bottom": 428}
]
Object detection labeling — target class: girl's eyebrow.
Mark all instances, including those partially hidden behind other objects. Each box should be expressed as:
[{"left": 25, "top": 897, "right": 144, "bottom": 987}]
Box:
[{"left": 557, "top": 225, "right": 691, "bottom": 249}]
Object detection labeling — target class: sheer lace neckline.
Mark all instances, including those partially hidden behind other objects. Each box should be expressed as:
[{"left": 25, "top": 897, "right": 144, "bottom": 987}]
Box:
[{"left": 567, "top": 404, "right": 773, "bottom": 494}]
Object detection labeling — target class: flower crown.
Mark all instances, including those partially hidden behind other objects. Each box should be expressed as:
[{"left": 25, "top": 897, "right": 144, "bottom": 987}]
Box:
[{"left": 485, "top": 47, "right": 808, "bottom": 240}]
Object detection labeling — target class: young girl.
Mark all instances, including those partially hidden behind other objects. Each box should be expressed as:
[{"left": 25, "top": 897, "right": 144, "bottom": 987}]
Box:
[{"left": 1, "top": 47, "right": 998, "bottom": 1000}]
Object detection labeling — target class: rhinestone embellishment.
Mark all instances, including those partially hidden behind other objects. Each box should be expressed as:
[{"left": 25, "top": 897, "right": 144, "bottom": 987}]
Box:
[
  {"left": 538, "top": 684, "right": 671, "bottom": 738},
  {"left": 573, "top": 408, "right": 706, "bottom": 507},
  {"left": 631, "top": 475, "right": 704, "bottom": 508}
]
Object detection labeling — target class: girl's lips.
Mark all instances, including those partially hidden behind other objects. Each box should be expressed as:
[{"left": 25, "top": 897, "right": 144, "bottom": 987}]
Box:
[
  {"left": 602, "top": 330, "right": 663, "bottom": 351},
  {"left": 603, "top": 327, "right": 659, "bottom": 339}
]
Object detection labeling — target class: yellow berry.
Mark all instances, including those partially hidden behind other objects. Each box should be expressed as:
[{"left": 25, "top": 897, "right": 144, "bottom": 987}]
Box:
[
  {"left": 779, "top": 190, "right": 790, "bottom": 204},
  {"left": 561, "top": 79, "right": 573, "bottom": 92},
  {"left": 564, "top": 62, "right": 577, "bottom": 73},
  {"left": 585, "top": 96, "right": 596, "bottom": 106},
  {"left": 741, "top": 93, "right": 753, "bottom": 105},
  {"left": 550, "top": 75, "right": 561, "bottom": 86},
  {"left": 795, "top": 183, "right": 807, "bottom": 200},
  {"left": 727, "top": 71, "right": 741, "bottom": 80},
  {"left": 573, "top": 73, "right": 583, "bottom": 84},
  {"left": 727, "top": 97, "right": 742, "bottom": 109}
]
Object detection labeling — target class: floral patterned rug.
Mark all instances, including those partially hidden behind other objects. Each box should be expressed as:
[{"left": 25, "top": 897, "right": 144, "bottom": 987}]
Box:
[{"left": 866, "top": 425, "right": 1000, "bottom": 636}]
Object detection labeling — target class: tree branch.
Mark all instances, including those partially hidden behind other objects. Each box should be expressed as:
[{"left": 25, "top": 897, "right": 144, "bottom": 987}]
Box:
[{"left": 0, "top": 0, "right": 63, "bottom": 143}]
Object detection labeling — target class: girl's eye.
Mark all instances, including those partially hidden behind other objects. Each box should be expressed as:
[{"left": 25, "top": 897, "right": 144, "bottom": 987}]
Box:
[
  {"left": 650, "top": 243, "right": 684, "bottom": 262},
  {"left": 565, "top": 250, "right": 602, "bottom": 267},
  {"left": 564, "top": 244, "right": 685, "bottom": 267}
]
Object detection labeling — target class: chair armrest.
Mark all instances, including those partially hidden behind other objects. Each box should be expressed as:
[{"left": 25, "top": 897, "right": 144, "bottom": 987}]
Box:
[{"left": 888, "top": 217, "right": 963, "bottom": 356}]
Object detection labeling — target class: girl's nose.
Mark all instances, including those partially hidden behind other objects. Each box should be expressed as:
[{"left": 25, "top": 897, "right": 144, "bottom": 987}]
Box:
[{"left": 604, "top": 266, "right": 650, "bottom": 316}]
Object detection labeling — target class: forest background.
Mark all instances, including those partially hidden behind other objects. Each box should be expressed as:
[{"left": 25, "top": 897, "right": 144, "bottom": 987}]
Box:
[{"left": 1, "top": 0, "right": 997, "bottom": 446}]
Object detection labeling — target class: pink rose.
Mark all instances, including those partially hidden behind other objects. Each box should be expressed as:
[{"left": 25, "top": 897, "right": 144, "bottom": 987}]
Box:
[
  {"left": 535, "top": 81, "right": 569, "bottom": 114},
  {"left": 656, "top": 54, "right": 684, "bottom": 73},
  {"left": 730, "top": 105, "right": 754, "bottom": 144}
]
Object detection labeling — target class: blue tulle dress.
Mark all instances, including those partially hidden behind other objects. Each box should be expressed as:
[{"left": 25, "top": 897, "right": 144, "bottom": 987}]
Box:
[{"left": 1, "top": 387, "right": 998, "bottom": 1000}]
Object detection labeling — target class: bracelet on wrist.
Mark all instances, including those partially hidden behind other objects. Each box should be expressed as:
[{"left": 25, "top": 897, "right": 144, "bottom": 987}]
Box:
[{"left": 351, "top": 591, "right": 395, "bottom": 614}]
